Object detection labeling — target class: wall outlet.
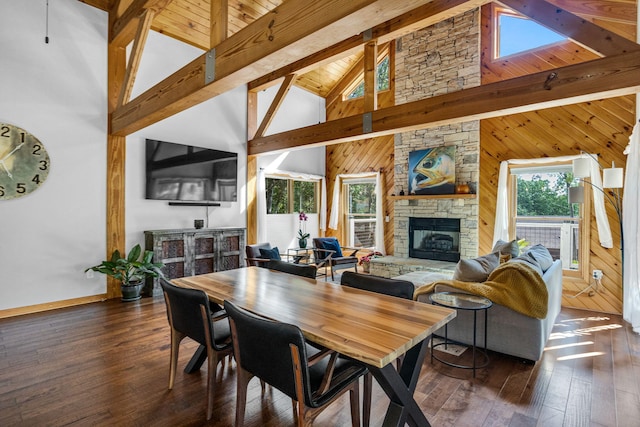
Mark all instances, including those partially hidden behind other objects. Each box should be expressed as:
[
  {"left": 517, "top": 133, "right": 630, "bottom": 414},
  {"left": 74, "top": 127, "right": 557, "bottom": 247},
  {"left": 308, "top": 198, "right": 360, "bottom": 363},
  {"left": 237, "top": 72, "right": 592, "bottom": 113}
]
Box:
[{"left": 592, "top": 269, "right": 603, "bottom": 279}]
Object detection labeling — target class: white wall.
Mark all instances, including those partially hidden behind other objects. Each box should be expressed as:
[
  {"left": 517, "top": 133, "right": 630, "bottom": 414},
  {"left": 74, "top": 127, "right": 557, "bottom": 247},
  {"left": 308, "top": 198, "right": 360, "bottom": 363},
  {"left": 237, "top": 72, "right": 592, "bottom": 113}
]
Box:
[
  {"left": 0, "top": 1, "right": 324, "bottom": 312},
  {"left": 0, "top": 1, "right": 108, "bottom": 309},
  {"left": 125, "top": 31, "right": 248, "bottom": 246},
  {"left": 256, "top": 85, "right": 326, "bottom": 251}
]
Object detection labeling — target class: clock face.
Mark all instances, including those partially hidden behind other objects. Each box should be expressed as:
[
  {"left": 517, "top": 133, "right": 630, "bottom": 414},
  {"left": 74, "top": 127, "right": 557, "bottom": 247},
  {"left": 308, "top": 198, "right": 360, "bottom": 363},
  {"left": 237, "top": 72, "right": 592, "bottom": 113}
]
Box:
[{"left": 0, "top": 123, "right": 51, "bottom": 200}]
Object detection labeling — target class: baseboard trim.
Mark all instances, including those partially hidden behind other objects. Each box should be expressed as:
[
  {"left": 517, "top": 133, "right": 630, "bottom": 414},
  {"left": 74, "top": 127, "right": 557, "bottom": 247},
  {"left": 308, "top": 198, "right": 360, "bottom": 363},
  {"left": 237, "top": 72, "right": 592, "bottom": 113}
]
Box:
[{"left": 0, "top": 295, "right": 109, "bottom": 319}]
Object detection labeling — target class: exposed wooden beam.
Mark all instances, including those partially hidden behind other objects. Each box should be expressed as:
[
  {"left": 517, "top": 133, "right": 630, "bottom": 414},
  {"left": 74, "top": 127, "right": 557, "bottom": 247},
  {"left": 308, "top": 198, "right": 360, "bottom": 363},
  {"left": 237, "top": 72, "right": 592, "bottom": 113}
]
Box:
[
  {"left": 498, "top": 0, "right": 640, "bottom": 56},
  {"left": 110, "top": 0, "right": 171, "bottom": 47},
  {"left": 117, "top": 8, "right": 155, "bottom": 107},
  {"left": 210, "top": 0, "right": 228, "bottom": 48},
  {"left": 546, "top": 0, "right": 638, "bottom": 25},
  {"left": 111, "top": 0, "right": 448, "bottom": 136},
  {"left": 249, "top": 0, "right": 489, "bottom": 92},
  {"left": 77, "top": 0, "right": 112, "bottom": 11},
  {"left": 248, "top": 51, "right": 640, "bottom": 155},
  {"left": 255, "top": 74, "right": 297, "bottom": 139},
  {"left": 363, "top": 41, "right": 377, "bottom": 112}
]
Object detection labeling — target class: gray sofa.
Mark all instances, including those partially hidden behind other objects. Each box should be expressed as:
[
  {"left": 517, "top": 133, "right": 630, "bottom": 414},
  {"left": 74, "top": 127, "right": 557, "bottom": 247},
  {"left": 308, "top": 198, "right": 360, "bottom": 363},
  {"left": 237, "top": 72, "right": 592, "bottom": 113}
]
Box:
[{"left": 415, "top": 259, "right": 562, "bottom": 362}]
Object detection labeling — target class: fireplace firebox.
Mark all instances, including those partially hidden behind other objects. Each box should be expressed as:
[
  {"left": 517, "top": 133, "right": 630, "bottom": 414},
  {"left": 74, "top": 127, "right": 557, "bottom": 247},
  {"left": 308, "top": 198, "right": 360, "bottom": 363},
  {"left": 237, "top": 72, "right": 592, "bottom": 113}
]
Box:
[{"left": 409, "top": 217, "right": 461, "bottom": 262}]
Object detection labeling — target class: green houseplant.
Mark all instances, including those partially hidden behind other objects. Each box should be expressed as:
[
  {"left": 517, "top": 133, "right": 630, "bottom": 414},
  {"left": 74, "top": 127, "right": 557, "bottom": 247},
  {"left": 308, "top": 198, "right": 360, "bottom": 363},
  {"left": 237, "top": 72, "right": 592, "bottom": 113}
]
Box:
[{"left": 86, "top": 244, "right": 164, "bottom": 302}]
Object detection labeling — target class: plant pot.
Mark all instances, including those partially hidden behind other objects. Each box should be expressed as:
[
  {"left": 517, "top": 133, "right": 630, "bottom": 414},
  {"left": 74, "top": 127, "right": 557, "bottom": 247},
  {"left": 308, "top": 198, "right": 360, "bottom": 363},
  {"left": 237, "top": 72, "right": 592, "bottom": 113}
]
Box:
[
  {"left": 361, "top": 261, "right": 370, "bottom": 273},
  {"left": 298, "top": 238, "right": 307, "bottom": 248},
  {"left": 121, "top": 282, "right": 144, "bottom": 302}
]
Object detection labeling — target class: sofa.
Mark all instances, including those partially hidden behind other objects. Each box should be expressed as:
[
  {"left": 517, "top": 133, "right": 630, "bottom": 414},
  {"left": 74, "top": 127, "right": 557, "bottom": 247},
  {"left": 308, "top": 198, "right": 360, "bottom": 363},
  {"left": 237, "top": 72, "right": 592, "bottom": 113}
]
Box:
[{"left": 412, "top": 244, "right": 563, "bottom": 362}]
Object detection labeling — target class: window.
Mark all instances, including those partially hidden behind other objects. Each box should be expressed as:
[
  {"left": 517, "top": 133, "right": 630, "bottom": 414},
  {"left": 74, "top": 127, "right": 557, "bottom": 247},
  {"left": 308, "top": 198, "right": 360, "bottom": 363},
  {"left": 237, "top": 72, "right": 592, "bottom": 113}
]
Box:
[
  {"left": 496, "top": 11, "right": 566, "bottom": 58},
  {"left": 346, "top": 55, "right": 390, "bottom": 100},
  {"left": 510, "top": 164, "right": 584, "bottom": 273},
  {"left": 266, "top": 177, "right": 318, "bottom": 214},
  {"left": 343, "top": 179, "right": 377, "bottom": 248}
]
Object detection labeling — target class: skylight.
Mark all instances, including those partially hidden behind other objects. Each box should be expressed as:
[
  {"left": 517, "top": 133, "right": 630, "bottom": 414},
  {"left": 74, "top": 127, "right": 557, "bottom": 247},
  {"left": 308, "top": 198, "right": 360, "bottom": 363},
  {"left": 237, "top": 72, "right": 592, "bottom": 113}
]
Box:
[{"left": 498, "top": 14, "right": 567, "bottom": 57}]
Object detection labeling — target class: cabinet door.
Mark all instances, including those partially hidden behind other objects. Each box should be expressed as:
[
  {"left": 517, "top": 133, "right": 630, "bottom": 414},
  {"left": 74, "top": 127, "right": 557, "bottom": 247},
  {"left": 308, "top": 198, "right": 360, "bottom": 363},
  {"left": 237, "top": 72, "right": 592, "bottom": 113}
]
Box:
[
  {"left": 194, "top": 235, "right": 215, "bottom": 275},
  {"left": 159, "top": 238, "right": 186, "bottom": 279},
  {"left": 218, "top": 232, "right": 243, "bottom": 271}
]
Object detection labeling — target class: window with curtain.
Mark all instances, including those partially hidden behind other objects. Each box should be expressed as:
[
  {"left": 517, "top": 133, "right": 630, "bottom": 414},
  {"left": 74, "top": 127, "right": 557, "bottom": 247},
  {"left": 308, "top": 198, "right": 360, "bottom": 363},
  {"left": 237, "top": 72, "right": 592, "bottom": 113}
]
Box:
[
  {"left": 265, "top": 177, "right": 318, "bottom": 214},
  {"left": 510, "top": 164, "right": 586, "bottom": 273},
  {"left": 343, "top": 178, "right": 377, "bottom": 248}
]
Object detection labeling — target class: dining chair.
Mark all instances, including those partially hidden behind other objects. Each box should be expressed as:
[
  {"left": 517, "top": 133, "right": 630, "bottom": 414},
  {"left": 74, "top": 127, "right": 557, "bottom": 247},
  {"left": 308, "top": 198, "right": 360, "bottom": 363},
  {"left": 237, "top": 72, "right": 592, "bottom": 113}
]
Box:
[
  {"left": 312, "top": 237, "right": 360, "bottom": 280},
  {"left": 340, "top": 271, "right": 416, "bottom": 425},
  {"left": 340, "top": 271, "right": 415, "bottom": 300},
  {"left": 266, "top": 259, "right": 318, "bottom": 279},
  {"left": 245, "top": 242, "right": 274, "bottom": 267},
  {"left": 224, "top": 300, "right": 369, "bottom": 427},
  {"left": 160, "top": 279, "right": 234, "bottom": 421}
]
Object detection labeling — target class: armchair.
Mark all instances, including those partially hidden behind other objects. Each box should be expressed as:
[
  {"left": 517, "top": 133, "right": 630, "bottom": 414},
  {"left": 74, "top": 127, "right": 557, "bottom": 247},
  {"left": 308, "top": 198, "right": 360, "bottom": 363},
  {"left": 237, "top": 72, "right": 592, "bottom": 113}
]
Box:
[
  {"left": 312, "top": 237, "right": 360, "bottom": 280},
  {"left": 245, "top": 242, "right": 284, "bottom": 267}
]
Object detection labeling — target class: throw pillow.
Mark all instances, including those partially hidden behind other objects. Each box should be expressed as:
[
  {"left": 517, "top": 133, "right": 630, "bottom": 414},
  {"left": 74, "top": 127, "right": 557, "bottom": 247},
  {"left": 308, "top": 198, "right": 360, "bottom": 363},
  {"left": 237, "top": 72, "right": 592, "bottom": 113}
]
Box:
[
  {"left": 452, "top": 251, "right": 500, "bottom": 282},
  {"left": 318, "top": 238, "right": 343, "bottom": 258},
  {"left": 526, "top": 244, "right": 554, "bottom": 272},
  {"left": 492, "top": 239, "right": 520, "bottom": 258},
  {"left": 259, "top": 247, "right": 281, "bottom": 260}
]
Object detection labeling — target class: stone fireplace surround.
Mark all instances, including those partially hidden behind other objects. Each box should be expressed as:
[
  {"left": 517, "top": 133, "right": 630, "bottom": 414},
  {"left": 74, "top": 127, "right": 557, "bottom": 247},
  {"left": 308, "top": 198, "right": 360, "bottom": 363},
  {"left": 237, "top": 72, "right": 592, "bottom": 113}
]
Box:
[{"left": 372, "top": 9, "right": 481, "bottom": 279}]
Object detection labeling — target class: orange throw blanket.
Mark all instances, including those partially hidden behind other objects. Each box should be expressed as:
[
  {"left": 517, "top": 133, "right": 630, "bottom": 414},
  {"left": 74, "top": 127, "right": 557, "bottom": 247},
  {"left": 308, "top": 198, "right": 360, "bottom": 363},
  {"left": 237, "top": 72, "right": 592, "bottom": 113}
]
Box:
[{"left": 414, "top": 261, "right": 548, "bottom": 319}]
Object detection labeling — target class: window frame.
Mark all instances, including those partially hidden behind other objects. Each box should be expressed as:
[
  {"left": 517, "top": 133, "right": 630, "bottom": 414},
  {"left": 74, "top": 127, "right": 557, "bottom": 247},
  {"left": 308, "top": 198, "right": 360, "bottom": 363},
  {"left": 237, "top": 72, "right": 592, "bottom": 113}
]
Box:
[
  {"left": 493, "top": 6, "right": 567, "bottom": 60},
  {"left": 265, "top": 175, "right": 319, "bottom": 215},
  {"left": 341, "top": 177, "right": 377, "bottom": 249},
  {"left": 507, "top": 163, "right": 590, "bottom": 280}
]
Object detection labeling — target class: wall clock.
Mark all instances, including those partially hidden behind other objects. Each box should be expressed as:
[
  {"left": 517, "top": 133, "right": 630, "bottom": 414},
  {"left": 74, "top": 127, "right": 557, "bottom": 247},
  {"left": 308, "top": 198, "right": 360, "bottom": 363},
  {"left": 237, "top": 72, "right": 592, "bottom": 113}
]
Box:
[{"left": 0, "top": 123, "right": 51, "bottom": 200}]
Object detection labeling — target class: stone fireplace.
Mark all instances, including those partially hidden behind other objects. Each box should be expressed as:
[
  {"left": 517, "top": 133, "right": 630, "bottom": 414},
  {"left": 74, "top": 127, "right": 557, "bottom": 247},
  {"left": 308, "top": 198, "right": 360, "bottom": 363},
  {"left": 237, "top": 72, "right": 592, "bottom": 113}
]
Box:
[{"left": 371, "top": 9, "right": 481, "bottom": 278}]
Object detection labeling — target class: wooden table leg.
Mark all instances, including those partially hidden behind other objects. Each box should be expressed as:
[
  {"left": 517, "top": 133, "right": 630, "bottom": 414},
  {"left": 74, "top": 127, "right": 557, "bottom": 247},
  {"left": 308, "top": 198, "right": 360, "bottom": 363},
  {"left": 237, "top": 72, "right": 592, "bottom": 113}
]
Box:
[{"left": 370, "top": 338, "right": 431, "bottom": 427}]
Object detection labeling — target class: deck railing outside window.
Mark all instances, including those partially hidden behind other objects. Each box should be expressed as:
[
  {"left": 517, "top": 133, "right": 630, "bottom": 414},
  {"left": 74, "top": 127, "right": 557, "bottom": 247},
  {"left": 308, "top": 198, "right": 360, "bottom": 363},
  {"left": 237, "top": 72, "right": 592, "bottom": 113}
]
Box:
[{"left": 516, "top": 216, "right": 579, "bottom": 271}]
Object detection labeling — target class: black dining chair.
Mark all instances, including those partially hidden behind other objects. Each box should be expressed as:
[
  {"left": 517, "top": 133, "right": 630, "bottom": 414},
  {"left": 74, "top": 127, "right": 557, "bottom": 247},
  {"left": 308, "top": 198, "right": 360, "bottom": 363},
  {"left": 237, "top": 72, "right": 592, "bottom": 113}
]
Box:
[
  {"left": 340, "top": 271, "right": 415, "bottom": 300},
  {"left": 224, "top": 300, "right": 369, "bottom": 427},
  {"left": 160, "top": 279, "right": 234, "bottom": 421},
  {"left": 340, "top": 271, "right": 416, "bottom": 426},
  {"left": 266, "top": 259, "right": 318, "bottom": 279}
]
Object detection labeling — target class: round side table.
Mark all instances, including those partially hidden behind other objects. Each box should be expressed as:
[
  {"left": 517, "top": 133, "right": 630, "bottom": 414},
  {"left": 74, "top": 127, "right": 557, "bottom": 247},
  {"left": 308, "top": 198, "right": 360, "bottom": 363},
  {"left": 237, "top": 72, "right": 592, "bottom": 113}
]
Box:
[{"left": 429, "top": 292, "right": 492, "bottom": 377}]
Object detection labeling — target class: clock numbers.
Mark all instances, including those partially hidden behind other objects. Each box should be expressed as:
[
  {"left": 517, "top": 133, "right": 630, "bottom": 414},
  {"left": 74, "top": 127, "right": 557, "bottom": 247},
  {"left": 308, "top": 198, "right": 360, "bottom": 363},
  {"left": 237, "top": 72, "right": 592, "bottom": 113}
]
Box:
[{"left": 0, "top": 123, "right": 50, "bottom": 200}]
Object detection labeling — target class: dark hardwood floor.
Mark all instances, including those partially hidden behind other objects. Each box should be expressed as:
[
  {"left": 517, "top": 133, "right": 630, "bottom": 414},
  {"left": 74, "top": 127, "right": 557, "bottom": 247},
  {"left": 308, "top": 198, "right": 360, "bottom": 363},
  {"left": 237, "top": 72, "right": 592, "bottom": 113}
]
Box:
[{"left": 1, "top": 296, "right": 639, "bottom": 426}]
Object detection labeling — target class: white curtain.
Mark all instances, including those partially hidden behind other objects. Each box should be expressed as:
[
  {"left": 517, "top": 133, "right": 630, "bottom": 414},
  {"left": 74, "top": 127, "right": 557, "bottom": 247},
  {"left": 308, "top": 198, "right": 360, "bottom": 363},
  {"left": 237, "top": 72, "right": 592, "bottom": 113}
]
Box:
[
  {"left": 256, "top": 169, "right": 327, "bottom": 242},
  {"left": 623, "top": 121, "right": 640, "bottom": 333},
  {"left": 493, "top": 155, "right": 613, "bottom": 248},
  {"left": 328, "top": 171, "right": 385, "bottom": 254}
]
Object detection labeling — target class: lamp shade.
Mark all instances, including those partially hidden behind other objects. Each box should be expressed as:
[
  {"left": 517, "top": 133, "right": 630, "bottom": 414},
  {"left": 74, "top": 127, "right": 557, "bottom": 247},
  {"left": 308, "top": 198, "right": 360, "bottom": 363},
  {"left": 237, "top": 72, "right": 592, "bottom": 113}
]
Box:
[
  {"left": 603, "top": 167, "right": 623, "bottom": 189},
  {"left": 572, "top": 157, "right": 591, "bottom": 178},
  {"left": 568, "top": 186, "right": 584, "bottom": 204}
]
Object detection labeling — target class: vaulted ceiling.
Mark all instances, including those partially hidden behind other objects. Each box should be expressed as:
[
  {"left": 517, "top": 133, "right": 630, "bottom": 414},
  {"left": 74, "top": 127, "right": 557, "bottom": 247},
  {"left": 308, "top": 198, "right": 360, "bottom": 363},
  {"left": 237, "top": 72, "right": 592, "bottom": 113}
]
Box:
[{"left": 82, "top": 0, "right": 637, "bottom": 99}]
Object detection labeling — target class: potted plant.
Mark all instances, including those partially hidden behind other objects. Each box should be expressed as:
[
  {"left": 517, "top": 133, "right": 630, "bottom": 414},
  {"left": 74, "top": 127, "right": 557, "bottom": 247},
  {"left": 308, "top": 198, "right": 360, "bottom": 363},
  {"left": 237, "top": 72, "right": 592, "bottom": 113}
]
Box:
[{"left": 85, "top": 244, "right": 164, "bottom": 302}]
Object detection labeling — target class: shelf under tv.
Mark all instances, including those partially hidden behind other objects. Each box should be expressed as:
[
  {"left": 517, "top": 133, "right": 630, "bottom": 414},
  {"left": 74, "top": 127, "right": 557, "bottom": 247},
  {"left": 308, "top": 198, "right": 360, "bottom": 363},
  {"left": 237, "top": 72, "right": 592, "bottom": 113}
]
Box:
[{"left": 168, "top": 201, "right": 222, "bottom": 206}]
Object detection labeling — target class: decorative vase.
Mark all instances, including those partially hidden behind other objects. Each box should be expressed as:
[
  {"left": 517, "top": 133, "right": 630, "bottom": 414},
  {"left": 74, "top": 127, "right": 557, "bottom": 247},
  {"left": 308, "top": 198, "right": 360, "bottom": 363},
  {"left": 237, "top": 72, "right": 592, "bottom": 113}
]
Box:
[
  {"left": 298, "top": 238, "right": 307, "bottom": 248},
  {"left": 455, "top": 182, "right": 470, "bottom": 194}
]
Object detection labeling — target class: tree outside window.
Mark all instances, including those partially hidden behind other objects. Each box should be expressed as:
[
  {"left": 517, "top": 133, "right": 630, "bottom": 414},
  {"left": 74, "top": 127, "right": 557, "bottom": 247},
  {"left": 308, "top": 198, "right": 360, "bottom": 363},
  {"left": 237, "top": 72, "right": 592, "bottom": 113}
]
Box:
[{"left": 266, "top": 177, "right": 318, "bottom": 214}]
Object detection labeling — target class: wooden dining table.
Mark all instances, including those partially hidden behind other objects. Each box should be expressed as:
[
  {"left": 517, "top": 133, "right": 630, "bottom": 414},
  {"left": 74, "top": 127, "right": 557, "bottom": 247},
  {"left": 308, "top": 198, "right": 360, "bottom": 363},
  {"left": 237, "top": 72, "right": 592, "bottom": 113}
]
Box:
[{"left": 172, "top": 266, "right": 456, "bottom": 427}]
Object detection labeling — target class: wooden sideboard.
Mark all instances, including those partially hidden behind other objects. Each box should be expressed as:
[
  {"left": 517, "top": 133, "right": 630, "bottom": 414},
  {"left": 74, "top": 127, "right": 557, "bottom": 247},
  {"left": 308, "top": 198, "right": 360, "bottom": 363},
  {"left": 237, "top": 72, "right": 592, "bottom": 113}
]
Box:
[{"left": 144, "top": 227, "right": 246, "bottom": 296}]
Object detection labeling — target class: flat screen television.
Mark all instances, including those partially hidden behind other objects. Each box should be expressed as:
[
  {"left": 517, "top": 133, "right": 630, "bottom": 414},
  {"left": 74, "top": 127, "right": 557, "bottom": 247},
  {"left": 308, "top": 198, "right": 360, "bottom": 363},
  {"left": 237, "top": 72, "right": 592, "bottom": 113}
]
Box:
[{"left": 145, "top": 139, "right": 238, "bottom": 203}]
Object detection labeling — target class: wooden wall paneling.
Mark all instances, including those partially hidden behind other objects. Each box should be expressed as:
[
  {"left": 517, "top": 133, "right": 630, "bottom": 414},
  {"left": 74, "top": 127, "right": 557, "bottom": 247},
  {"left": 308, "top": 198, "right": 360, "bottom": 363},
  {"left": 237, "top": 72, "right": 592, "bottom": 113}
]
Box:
[{"left": 246, "top": 90, "right": 258, "bottom": 245}]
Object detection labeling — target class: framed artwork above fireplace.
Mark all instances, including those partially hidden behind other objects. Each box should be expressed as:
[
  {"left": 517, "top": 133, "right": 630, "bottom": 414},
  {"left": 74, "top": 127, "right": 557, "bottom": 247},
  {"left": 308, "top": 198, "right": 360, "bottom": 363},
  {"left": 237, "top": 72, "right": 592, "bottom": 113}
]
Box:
[{"left": 408, "top": 146, "right": 456, "bottom": 195}]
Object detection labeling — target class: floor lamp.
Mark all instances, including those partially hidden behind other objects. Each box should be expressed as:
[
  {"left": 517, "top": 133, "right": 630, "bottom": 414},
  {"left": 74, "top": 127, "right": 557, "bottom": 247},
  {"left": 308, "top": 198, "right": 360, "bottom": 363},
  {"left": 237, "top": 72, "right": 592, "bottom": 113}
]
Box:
[{"left": 568, "top": 154, "right": 624, "bottom": 296}]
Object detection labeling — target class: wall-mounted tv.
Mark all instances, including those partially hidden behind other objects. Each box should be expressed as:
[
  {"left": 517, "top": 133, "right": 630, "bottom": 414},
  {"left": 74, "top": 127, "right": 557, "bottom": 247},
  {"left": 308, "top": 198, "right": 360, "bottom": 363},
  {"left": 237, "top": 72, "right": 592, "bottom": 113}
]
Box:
[{"left": 145, "top": 139, "right": 238, "bottom": 204}]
